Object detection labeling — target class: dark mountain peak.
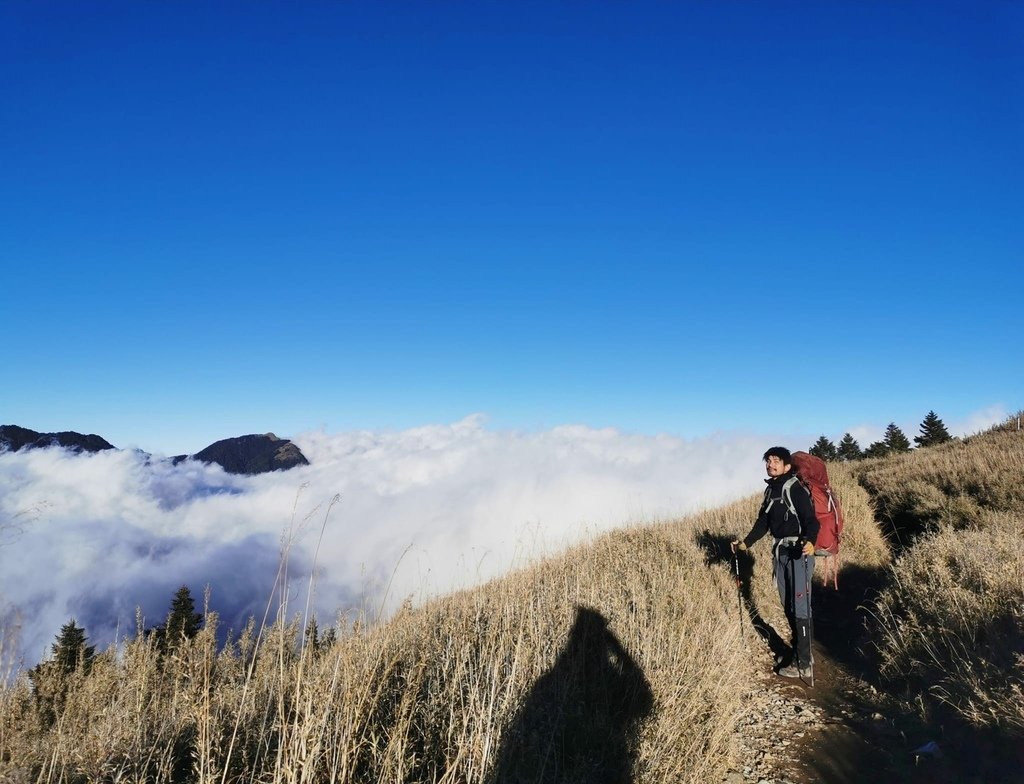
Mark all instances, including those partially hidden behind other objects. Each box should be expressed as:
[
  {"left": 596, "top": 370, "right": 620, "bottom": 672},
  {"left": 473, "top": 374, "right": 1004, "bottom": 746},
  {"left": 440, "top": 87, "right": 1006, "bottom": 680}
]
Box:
[
  {"left": 1, "top": 424, "right": 309, "bottom": 475},
  {"left": 0, "top": 425, "right": 116, "bottom": 454},
  {"left": 192, "top": 433, "right": 309, "bottom": 475}
]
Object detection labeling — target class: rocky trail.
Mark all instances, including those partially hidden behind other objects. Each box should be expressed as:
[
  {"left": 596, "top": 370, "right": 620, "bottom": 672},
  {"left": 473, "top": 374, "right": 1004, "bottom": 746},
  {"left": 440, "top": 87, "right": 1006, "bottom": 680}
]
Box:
[
  {"left": 728, "top": 643, "right": 947, "bottom": 784},
  {"left": 694, "top": 529, "right": 1022, "bottom": 784},
  {"left": 724, "top": 594, "right": 1022, "bottom": 784}
]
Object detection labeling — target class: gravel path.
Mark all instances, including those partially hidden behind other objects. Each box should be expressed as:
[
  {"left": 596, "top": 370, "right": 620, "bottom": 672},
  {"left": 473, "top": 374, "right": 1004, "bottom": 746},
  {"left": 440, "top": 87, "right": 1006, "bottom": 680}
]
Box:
[
  {"left": 723, "top": 640, "right": 953, "bottom": 784},
  {"left": 724, "top": 659, "right": 825, "bottom": 784}
]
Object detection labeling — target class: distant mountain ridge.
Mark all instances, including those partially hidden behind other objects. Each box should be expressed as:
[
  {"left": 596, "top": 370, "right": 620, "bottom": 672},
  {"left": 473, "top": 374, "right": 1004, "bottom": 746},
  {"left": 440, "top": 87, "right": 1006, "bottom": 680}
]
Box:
[
  {"left": 185, "top": 433, "right": 309, "bottom": 475},
  {"left": 0, "top": 425, "right": 309, "bottom": 474},
  {"left": 0, "top": 424, "right": 115, "bottom": 453}
]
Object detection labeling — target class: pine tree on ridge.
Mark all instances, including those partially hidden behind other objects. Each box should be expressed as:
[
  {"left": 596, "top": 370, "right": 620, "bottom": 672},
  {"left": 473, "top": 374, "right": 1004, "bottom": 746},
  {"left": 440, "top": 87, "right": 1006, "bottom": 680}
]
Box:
[{"left": 915, "top": 410, "right": 952, "bottom": 447}]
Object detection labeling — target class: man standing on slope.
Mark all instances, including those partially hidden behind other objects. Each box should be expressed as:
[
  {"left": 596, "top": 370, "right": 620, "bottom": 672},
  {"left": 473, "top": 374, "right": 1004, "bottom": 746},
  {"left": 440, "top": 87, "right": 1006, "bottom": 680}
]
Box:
[{"left": 732, "top": 447, "right": 818, "bottom": 680}]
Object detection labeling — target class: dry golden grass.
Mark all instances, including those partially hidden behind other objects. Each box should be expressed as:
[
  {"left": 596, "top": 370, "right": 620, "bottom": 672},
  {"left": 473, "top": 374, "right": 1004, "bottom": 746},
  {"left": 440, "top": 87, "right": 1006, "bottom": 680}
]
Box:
[
  {"left": 870, "top": 514, "right": 1024, "bottom": 732},
  {"left": 859, "top": 417, "right": 1024, "bottom": 735},
  {"left": 0, "top": 508, "right": 769, "bottom": 784},
  {"left": 829, "top": 465, "right": 892, "bottom": 572},
  {"left": 857, "top": 420, "right": 1024, "bottom": 540}
]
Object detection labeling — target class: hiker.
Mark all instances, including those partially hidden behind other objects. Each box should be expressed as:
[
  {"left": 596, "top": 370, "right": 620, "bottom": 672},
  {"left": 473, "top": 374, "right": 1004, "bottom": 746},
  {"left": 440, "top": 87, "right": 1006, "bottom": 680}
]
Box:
[{"left": 732, "top": 446, "right": 819, "bottom": 679}]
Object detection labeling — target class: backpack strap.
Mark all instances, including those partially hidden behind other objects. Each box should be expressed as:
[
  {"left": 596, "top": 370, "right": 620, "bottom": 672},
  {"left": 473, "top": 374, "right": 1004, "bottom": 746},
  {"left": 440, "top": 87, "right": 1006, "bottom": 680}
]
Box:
[
  {"left": 779, "top": 476, "right": 800, "bottom": 529},
  {"left": 764, "top": 477, "right": 803, "bottom": 536},
  {"left": 824, "top": 552, "right": 840, "bottom": 590}
]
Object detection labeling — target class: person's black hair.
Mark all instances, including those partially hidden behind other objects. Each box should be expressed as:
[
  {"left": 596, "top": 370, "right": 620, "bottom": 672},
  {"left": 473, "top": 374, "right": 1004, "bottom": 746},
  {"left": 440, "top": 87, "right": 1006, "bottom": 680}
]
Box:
[{"left": 762, "top": 446, "right": 792, "bottom": 464}]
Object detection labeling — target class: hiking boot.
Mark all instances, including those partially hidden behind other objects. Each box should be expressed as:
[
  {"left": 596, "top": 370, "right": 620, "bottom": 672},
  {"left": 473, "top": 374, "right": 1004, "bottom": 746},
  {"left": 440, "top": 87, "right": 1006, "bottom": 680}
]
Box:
[{"left": 777, "top": 663, "right": 813, "bottom": 680}]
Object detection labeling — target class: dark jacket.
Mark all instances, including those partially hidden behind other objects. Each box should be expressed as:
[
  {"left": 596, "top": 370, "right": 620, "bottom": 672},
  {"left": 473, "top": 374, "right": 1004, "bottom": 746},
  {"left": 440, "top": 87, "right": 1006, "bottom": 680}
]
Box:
[{"left": 743, "top": 472, "right": 820, "bottom": 548}]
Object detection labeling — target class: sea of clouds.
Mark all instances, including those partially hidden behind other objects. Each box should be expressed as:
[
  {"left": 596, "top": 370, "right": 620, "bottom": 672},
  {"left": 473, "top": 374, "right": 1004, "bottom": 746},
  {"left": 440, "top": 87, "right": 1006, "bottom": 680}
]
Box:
[{"left": 0, "top": 408, "right": 1006, "bottom": 670}]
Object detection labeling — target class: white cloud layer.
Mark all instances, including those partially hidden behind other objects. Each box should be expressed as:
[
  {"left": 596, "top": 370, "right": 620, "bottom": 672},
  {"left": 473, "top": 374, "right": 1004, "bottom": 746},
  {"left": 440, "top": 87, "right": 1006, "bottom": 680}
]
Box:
[{"left": 1, "top": 416, "right": 773, "bottom": 670}]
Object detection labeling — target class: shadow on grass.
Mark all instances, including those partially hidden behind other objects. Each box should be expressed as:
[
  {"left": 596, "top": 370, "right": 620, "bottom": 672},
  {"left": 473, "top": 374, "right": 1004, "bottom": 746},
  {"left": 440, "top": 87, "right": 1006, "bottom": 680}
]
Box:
[
  {"left": 695, "top": 530, "right": 893, "bottom": 676},
  {"left": 489, "top": 606, "right": 653, "bottom": 784},
  {"left": 811, "top": 562, "right": 888, "bottom": 677},
  {"left": 695, "top": 531, "right": 791, "bottom": 665}
]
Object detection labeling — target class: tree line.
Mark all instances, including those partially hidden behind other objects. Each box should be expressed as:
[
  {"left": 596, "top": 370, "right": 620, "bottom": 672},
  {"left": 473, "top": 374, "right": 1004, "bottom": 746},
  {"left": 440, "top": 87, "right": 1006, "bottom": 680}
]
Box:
[
  {"left": 29, "top": 585, "right": 205, "bottom": 722},
  {"left": 807, "top": 409, "right": 953, "bottom": 462},
  {"left": 27, "top": 583, "right": 339, "bottom": 727}
]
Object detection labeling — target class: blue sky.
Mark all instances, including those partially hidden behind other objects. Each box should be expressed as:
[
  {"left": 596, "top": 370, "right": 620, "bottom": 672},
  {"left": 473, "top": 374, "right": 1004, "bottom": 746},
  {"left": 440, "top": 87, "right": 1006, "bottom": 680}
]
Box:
[{"left": 3, "top": 1, "right": 1021, "bottom": 455}]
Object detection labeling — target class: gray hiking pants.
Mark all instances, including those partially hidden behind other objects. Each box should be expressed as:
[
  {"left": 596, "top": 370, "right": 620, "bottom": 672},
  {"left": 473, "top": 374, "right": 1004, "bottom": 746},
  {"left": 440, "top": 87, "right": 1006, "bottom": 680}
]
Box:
[{"left": 774, "top": 539, "right": 814, "bottom": 640}]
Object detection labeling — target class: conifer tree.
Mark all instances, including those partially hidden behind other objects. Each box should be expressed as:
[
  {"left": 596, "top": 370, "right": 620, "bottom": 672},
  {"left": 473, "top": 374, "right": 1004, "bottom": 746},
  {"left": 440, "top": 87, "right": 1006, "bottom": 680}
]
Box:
[
  {"left": 320, "top": 626, "right": 337, "bottom": 649},
  {"left": 302, "top": 617, "right": 338, "bottom": 656},
  {"left": 914, "top": 410, "right": 952, "bottom": 447},
  {"left": 51, "top": 618, "right": 95, "bottom": 675},
  {"left": 836, "top": 433, "right": 862, "bottom": 461},
  {"left": 148, "top": 586, "right": 204, "bottom": 653},
  {"left": 883, "top": 422, "right": 912, "bottom": 453},
  {"left": 28, "top": 618, "right": 95, "bottom": 724},
  {"left": 303, "top": 616, "right": 320, "bottom": 653},
  {"left": 165, "top": 585, "right": 203, "bottom": 649},
  {"left": 864, "top": 440, "right": 889, "bottom": 459},
  {"left": 808, "top": 436, "right": 838, "bottom": 461}
]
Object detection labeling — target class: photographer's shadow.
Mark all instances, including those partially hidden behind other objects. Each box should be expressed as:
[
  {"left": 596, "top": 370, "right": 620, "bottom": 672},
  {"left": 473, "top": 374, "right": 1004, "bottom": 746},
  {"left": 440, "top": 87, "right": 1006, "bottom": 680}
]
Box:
[
  {"left": 695, "top": 531, "right": 790, "bottom": 664},
  {"left": 489, "top": 606, "right": 653, "bottom": 784}
]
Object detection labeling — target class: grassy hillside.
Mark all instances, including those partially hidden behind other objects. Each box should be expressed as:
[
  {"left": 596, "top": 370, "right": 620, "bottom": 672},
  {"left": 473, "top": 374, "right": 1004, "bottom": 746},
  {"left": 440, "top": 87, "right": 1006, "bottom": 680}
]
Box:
[
  {"left": 2, "top": 513, "right": 758, "bottom": 783},
  {"left": 856, "top": 418, "right": 1024, "bottom": 734},
  {"left": 1, "top": 418, "right": 1019, "bottom": 782}
]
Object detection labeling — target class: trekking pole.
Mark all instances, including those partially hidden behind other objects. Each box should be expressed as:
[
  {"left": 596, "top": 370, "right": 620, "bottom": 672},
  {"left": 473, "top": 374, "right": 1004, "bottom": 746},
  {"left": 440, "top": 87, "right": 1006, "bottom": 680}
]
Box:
[
  {"left": 791, "top": 548, "right": 803, "bottom": 678},
  {"left": 733, "top": 549, "right": 745, "bottom": 644},
  {"left": 804, "top": 553, "right": 814, "bottom": 688}
]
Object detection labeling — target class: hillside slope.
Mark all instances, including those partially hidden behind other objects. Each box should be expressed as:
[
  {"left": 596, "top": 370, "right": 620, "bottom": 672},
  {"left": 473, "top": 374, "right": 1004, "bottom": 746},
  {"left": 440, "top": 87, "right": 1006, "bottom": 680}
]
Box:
[{"left": 1, "top": 419, "right": 1020, "bottom": 782}]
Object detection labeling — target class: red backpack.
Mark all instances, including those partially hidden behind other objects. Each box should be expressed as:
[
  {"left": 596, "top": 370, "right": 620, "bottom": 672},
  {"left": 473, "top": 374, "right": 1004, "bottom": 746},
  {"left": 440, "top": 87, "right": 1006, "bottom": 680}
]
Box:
[{"left": 780, "top": 451, "right": 844, "bottom": 588}]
